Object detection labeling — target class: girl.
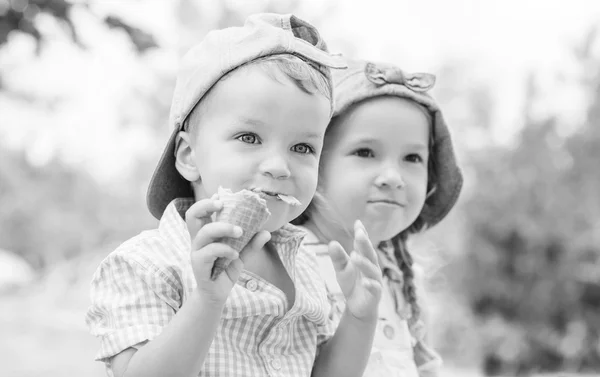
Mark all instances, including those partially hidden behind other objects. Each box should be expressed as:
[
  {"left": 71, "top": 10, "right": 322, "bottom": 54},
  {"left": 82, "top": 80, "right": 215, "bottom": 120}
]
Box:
[{"left": 294, "top": 58, "right": 463, "bottom": 377}]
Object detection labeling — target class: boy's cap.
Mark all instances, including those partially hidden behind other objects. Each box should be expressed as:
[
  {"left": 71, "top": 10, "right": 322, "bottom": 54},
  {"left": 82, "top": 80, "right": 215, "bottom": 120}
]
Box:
[
  {"left": 333, "top": 59, "right": 463, "bottom": 228},
  {"left": 147, "top": 13, "right": 347, "bottom": 220}
]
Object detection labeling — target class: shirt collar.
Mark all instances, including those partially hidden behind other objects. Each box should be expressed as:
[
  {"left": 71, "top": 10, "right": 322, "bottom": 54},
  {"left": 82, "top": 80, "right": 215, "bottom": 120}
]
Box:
[{"left": 158, "top": 198, "right": 195, "bottom": 253}]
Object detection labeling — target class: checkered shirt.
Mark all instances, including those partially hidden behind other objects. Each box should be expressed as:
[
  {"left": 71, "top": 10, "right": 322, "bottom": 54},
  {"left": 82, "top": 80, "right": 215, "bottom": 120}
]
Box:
[
  {"left": 86, "top": 199, "right": 334, "bottom": 377},
  {"left": 299, "top": 227, "right": 443, "bottom": 377}
]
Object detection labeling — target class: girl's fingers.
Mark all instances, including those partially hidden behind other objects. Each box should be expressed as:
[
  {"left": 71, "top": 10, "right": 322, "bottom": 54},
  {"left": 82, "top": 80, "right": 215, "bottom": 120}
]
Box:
[
  {"left": 329, "top": 241, "right": 351, "bottom": 273},
  {"left": 193, "top": 222, "right": 243, "bottom": 250},
  {"left": 185, "top": 199, "right": 223, "bottom": 237},
  {"left": 353, "top": 220, "right": 379, "bottom": 267},
  {"left": 351, "top": 252, "right": 382, "bottom": 282},
  {"left": 362, "top": 278, "right": 382, "bottom": 297}
]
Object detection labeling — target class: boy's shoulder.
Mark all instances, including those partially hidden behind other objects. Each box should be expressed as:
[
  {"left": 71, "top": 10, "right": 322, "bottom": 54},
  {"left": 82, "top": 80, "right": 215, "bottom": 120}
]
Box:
[{"left": 94, "top": 227, "right": 190, "bottom": 287}]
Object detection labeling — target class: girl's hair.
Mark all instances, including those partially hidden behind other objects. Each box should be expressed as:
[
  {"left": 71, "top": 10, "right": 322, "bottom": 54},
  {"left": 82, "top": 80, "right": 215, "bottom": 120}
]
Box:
[
  {"left": 295, "top": 98, "right": 438, "bottom": 323},
  {"left": 382, "top": 132, "right": 436, "bottom": 323}
]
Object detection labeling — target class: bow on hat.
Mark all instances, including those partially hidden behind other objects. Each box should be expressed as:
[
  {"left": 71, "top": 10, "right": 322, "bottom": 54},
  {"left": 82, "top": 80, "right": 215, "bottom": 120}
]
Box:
[{"left": 365, "top": 62, "right": 436, "bottom": 92}]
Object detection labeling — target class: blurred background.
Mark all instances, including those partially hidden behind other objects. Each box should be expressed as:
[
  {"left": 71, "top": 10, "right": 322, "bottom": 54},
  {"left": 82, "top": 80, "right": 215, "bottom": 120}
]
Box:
[{"left": 1, "top": 0, "right": 600, "bottom": 376}]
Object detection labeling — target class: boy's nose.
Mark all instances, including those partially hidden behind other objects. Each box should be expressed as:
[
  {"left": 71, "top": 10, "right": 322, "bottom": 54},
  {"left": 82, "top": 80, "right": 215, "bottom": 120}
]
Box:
[
  {"left": 260, "top": 153, "right": 291, "bottom": 179},
  {"left": 375, "top": 166, "right": 405, "bottom": 189}
]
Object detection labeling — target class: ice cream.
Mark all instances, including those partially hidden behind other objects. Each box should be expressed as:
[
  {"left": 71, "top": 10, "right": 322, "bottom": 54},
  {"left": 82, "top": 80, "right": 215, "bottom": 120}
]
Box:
[{"left": 211, "top": 187, "right": 271, "bottom": 279}]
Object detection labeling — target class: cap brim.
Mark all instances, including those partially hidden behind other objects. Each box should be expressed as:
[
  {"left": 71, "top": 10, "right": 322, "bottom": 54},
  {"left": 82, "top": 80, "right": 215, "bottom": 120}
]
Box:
[{"left": 146, "top": 129, "right": 194, "bottom": 220}]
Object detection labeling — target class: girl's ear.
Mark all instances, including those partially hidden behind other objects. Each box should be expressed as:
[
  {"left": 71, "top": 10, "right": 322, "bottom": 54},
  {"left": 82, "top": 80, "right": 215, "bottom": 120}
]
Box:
[{"left": 174, "top": 131, "right": 201, "bottom": 182}]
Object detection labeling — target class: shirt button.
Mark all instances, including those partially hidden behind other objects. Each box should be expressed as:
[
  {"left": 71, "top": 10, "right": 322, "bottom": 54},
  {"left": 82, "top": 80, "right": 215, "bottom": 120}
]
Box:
[
  {"left": 271, "top": 357, "right": 282, "bottom": 370},
  {"left": 383, "top": 324, "right": 395, "bottom": 339},
  {"left": 246, "top": 279, "right": 258, "bottom": 292}
]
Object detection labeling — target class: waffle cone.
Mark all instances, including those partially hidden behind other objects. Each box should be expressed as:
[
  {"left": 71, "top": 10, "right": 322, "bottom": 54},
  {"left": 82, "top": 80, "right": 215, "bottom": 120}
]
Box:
[{"left": 211, "top": 187, "right": 270, "bottom": 279}]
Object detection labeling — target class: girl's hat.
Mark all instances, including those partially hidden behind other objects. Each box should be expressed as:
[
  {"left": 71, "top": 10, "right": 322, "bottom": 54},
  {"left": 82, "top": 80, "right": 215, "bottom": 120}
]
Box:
[{"left": 333, "top": 59, "right": 463, "bottom": 227}]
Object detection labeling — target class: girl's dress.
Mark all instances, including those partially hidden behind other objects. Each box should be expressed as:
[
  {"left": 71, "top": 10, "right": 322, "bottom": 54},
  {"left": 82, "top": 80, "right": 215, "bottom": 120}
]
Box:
[{"left": 300, "top": 227, "right": 442, "bottom": 377}]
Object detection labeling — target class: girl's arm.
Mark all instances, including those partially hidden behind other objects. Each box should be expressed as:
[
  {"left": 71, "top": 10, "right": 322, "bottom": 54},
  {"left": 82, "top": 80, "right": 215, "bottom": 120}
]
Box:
[
  {"left": 312, "top": 220, "right": 382, "bottom": 377},
  {"left": 311, "top": 309, "right": 377, "bottom": 377}
]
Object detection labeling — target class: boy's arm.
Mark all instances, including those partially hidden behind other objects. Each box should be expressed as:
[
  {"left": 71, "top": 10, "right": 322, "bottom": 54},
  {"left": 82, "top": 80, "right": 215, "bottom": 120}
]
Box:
[
  {"left": 110, "top": 290, "right": 225, "bottom": 377},
  {"left": 104, "top": 199, "right": 271, "bottom": 377},
  {"left": 312, "top": 220, "right": 382, "bottom": 377}
]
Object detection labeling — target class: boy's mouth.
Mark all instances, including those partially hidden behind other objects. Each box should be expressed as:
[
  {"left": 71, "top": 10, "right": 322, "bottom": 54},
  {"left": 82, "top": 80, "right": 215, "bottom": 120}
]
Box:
[
  {"left": 250, "top": 188, "right": 301, "bottom": 206},
  {"left": 251, "top": 188, "right": 279, "bottom": 198}
]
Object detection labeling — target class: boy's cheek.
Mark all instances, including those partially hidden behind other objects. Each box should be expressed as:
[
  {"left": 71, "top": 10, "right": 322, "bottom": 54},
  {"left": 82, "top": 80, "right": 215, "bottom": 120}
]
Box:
[{"left": 296, "top": 165, "right": 319, "bottom": 191}]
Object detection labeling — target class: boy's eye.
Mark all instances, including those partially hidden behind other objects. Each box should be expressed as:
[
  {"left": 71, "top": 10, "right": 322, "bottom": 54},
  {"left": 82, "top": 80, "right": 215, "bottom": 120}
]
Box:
[
  {"left": 237, "top": 133, "right": 260, "bottom": 144},
  {"left": 406, "top": 154, "right": 424, "bottom": 163},
  {"left": 353, "top": 148, "right": 374, "bottom": 158},
  {"left": 292, "top": 143, "right": 315, "bottom": 155}
]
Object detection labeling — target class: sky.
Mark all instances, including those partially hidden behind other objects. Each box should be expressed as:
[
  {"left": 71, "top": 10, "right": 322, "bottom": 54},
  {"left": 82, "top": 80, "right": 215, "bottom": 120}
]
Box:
[{"left": 1, "top": 0, "right": 599, "bottom": 183}]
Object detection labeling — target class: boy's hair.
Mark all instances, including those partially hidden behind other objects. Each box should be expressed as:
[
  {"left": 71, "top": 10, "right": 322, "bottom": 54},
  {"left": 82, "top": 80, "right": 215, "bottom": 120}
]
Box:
[{"left": 183, "top": 54, "right": 332, "bottom": 136}]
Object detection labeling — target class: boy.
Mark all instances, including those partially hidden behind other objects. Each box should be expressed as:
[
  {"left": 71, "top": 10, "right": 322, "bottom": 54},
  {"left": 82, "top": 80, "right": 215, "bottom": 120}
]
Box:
[{"left": 86, "top": 14, "right": 383, "bottom": 377}]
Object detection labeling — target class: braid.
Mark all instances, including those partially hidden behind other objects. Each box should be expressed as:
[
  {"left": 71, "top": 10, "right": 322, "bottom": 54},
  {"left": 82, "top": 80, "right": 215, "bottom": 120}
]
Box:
[{"left": 391, "top": 233, "right": 421, "bottom": 322}]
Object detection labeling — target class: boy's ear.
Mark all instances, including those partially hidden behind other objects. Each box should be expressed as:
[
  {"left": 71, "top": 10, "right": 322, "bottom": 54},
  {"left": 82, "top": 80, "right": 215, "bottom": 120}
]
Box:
[{"left": 175, "top": 131, "right": 201, "bottom": 182}]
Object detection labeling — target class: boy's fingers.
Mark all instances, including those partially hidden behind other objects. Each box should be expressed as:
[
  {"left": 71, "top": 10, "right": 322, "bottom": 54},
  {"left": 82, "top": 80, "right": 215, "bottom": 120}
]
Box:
[
  {"left": 194, "top": 243, "right": 239, "bottom": 263},
  {"left": 329, "top": 241, "right": 350, "bottom": 272},
  {"left": 353, "top": 220, "right": 379, "bottom": 267},
  {"left": 193, "top": 222, "right": 243, "bottom": 250},
  {"left": 185, "top": 199, "right": 223, "bottom": 237},
  {"left": 242, "top": 230, "right": 271, "bottom": 254},
  {"left": 225, "top": 258, "right": 245, "bottom": 281},
  {"left": 192, "top": 243, "right": 239, "bottom": 277},
  {"left": 351, "top": 253, "right": 382, "bottom": 282}
]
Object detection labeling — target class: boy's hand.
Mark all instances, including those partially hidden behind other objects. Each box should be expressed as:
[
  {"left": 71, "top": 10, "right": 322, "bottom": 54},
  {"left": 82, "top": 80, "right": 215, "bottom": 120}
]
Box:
[
  {"left": 329, "top": 220, "right": 382, "bottom": 322},
  {"left": 185, "top": 197, "right": 271, "bottom": 304}
]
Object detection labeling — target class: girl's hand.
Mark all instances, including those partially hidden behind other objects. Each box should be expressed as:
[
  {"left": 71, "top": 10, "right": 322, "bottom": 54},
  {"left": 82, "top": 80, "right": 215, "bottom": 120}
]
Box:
[
  {"left": 329, "top": 220, "right": 383, "bottom": 322},
  {"left": 185, "top": 198, "right": 271, "bottom": 304}
]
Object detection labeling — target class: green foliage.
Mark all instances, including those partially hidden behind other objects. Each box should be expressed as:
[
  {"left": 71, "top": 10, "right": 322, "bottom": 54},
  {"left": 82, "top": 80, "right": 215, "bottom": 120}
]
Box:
[
  {"left": 459, "top": 34, "right": 600, "bottom": 375},
  {"left": 0, "top": 0, "right": 157, "bottom": 52},
  {"left": 0, "top": 147, "right": 155, "bottom": 269}
]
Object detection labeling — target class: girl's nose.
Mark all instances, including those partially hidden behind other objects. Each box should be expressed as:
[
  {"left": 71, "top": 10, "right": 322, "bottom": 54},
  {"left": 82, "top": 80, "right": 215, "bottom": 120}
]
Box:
[{"left": 374, "top": 166, "right": 405, "bottom": 189}]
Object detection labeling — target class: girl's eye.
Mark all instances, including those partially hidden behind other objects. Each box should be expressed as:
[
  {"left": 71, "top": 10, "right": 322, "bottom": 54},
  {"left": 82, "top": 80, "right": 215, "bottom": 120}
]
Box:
[
  {"left": 237, "top": 133, "right": 260, "bottom": 144},
  {"left": 406, "top": 154, "right": 424, "bottom": 163},
  {"left": 292, "top": 143, "right": 315, "bottom": 155},
  {"left": 353, "top": 148, "right": 374, "bottom": 158}
]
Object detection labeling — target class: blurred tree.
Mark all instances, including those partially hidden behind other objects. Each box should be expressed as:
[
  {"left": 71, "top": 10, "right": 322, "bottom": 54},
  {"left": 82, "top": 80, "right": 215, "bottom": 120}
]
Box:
[
  {"left": 0, "top": 0, "right": 157, "bottom": 90},
  {"left": 458, "top": 28, "right": 600, "bottom": 375},
  {"left": 0, "top": 0, "right": 157, "bottom": 52},
  {"left": 0, "top": 146, "right": 155, "bottom": 269}
]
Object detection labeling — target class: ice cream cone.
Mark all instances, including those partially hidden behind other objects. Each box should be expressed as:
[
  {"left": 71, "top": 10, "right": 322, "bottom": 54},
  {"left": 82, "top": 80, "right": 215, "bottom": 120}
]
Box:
[{"left": 211, "top": 187, "right": 271, "bottom": 279}]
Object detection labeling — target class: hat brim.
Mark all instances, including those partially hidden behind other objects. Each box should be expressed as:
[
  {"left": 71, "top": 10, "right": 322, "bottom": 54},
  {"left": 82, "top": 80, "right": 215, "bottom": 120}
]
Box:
[
  {"left": 146, "top": 128, "right": 194, "bottom": 220},
  {"left": 420, "top": 109, "right": 464, "bottom": 227}
]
